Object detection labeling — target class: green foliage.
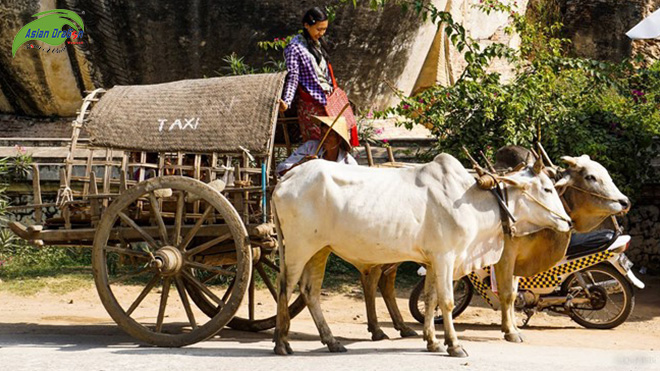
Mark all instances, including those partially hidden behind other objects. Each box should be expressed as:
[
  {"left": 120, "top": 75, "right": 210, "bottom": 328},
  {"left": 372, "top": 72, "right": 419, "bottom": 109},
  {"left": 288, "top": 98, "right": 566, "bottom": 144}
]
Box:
[
  {"left": 356, "top": 108, "right": 387, "bottom": 145},
  {"left": 0, "top": 145, "right": 33, "bottom": 183},
  {"left": 374, "top": 0, "right": 660, "bottom": 199},
  {"left": 0, "top": 235, "right": 92, "bottom": 279}
]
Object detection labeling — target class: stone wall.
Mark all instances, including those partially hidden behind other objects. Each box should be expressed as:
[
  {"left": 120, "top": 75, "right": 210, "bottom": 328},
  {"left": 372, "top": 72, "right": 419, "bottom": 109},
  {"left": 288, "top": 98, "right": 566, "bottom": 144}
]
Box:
[
  {"left": 0, "top": 0, "right": 448, "bottom": 115},
  {"left": 623, "top": 191, "right": 660, "bottom": 274},
  {"left": 560, "top": 0, "right": 660, "bottom": 63},
  {"left": 1, "top": 0, "right": 531, "bottom": 116}
]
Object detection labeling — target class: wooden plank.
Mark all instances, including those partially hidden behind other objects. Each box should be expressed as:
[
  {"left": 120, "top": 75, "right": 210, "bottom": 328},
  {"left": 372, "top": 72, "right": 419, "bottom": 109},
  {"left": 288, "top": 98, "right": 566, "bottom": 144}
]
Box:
[
  {"left": 242, "top": 154, "right": 249, "bottom": 223},
  {"left": 31, "top": 163, "right": 42, "bottom": 224},
  {"left": 120, "top": 153, "right": 129, "bottom": 192},
  {"left": 194, "top": 154, "right": 202, "bottom": 180},
  {"left": 177, "top": 152, "right": 183, "bottom": 176},
  {"left": 365, "top": 142, "right": 375, "bottom": 167},
  {"left": 82, "top": 149, "right": 93, "bottom": 197},
  {"left": 158, "top": 152, "right": 165, "bottom": 177},
  {"left": 10, "top": 221, "right": 269, "bottom": 245},
  {"left": 102, "top": 149, "right": 112, "bottom": 208},
  {"left": 210, "top": 153, "right": 218, "bottom": 181},
  {"left": 139, "top": 151, "right": 147, "bottom": 182},
  {"left": 89, "top": 172, "right": 100, "bottom": 226},
  {"left": 387, "top": 146, "right": 395, "bottom": 162}
]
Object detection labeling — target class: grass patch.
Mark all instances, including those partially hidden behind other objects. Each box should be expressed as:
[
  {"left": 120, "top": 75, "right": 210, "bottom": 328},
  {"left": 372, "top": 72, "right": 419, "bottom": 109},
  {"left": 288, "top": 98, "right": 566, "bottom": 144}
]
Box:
[
  {"left": 0, "top": 234, "right": 422, "bottom": 297},
  {"left": 0, "top": 272, "right": 93, "bottom": 296}
]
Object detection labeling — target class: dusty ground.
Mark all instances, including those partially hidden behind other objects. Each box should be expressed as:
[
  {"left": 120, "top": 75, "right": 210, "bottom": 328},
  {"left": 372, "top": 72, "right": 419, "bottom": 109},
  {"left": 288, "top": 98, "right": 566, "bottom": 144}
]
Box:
[{"left": 0, "top": 275, "right": 659, "bottom": 370}]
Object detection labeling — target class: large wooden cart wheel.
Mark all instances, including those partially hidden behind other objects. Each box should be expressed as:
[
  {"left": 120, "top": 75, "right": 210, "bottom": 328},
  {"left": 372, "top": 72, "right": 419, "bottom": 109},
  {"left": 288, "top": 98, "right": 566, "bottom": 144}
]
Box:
[
  {"left": 92, "top": 176, "right": 251, "bottom": 347},
  {"left": 187, "top": 249, "right": 306, "bottom": 332}
]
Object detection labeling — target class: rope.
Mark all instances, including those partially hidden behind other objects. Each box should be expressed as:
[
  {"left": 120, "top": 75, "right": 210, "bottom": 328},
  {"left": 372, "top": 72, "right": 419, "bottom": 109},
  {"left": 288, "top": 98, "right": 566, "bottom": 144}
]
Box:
[
  {"left": 564, "top": 184, "right": 622, "bottom": 202},
  {"left": 55, "top": 185, "right": 73, "bottom": 209},
  {"left": 314, "top": 103, "right": 351, "bottom": 157},
  {"left": 520, "top": 189, "right": 572, "bottom": 223}
]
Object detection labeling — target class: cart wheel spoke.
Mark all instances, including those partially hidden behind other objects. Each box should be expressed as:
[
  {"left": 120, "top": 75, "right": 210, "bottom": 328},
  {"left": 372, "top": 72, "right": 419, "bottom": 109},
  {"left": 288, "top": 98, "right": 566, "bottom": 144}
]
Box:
[
  {"left": 126, "top": 274, "right": 160, "bottom": 316},
  {"left": 179, "top": 205, "right": 214, "bottom": 251},
  {"left": 181, "top": 270, "right": 224, "bottom": 307},
  {"left": 93, "top": 176, "right": 251, "bottom": 346},
  {"left": 117, "top": 211, "right": 160, "bottom": 250},
  {"left": 155, "top": 277, "right": 171, "bottom": 333},
  {"left": 261, "top": 257, "right": 279, "bottom": 272},
  {"left": 256, "top": 262, "right": 278, "bottom": 301},
  {"left": 185, "top": 233, "right": 232, "bottom": 257},
  {"left": 225, "top": 250, "right": 306, "bottom": 332},
  {"left": 109, "top": 265, "right": 152, "bottom": 285},
  {"left": 148, "top": 193, "right": 170, "bottom": 246},
  {"left": 174, "top": 276, "right": 197, "bottom": 329},
  {"left": 221, "top": 277, "right": 236, "bottom": 303},
  {"left": 172, "top": 191, "right": 186, "bottom": 246},
  {"left": 104, "top": 245, "right": 151, "bottom": 259},
  {"left": 201, "top": 272, "right": 221, "bottom": 284},
  {"left": 185, "top": 261, "right": 236, "bottom": 277}
]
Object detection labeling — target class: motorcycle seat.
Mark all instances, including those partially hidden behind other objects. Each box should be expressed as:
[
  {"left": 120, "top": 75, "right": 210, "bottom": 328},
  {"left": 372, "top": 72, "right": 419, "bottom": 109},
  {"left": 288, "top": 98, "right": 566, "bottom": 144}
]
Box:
[{"left": 565, "top": 229, "right": 618, "bottom": 260}]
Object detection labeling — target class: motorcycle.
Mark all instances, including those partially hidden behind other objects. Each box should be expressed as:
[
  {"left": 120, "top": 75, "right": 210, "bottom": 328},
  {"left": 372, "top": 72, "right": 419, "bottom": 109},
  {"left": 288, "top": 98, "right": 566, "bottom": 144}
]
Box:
[{"left": 409, "top": 227, "right": 645, "bottom": 329}]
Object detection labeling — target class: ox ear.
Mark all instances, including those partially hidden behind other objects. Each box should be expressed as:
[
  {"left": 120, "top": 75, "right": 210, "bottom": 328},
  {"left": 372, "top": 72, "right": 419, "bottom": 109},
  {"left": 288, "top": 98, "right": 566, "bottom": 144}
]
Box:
[
  {"left": 498, "top": 176, "right": 527, "bottom": 189},
  {"left": 555, "top": 173, "right": 572, "bottom": 189},
  {"left": 561, "top": 156, "right": 579, "bottom": 168}
]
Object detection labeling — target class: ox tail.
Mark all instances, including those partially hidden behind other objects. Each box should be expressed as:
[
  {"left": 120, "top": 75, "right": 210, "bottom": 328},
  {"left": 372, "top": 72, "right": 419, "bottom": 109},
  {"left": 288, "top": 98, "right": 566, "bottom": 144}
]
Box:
[
  {"left": 272, "top": 199, "right": 287, "bottom": 285},
  {"left": 271, "top": 199, "right": 290, "bottom": 344}
]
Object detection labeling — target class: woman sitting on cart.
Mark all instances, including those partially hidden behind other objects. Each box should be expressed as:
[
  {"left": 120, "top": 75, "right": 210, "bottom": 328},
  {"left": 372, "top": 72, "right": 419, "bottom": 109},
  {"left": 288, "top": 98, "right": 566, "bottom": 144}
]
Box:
[
  {"left": 279, "top": 6, "right": 356, "bottom": 144},
  {"left": 277, "top": 116, "right": 357, "bottom": 176}
]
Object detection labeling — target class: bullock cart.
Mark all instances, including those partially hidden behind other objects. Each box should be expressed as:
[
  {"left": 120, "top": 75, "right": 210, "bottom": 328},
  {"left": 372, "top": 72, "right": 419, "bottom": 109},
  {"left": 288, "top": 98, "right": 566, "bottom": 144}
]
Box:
[{"left": 7, "top": 72, "right": 307, "bottom": 346}]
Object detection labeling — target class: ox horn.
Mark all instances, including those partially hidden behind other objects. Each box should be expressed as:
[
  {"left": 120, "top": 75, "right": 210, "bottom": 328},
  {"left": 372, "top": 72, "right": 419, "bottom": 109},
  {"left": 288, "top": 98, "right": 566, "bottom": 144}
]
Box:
[
  {"left": 530, "top": 148, "right": 540, "bottom": 160},
  {"left": 561, "top": 156, "right": 578, "bottom": 168},
  {"left": 512, "top": 162, "right": 526, "bottom": 172},
  {"left": 537, "top": 142, "right": 556, "bottom": 168},
  {"left": 533, "top": 156, "right": 545, "bottom": 175}
]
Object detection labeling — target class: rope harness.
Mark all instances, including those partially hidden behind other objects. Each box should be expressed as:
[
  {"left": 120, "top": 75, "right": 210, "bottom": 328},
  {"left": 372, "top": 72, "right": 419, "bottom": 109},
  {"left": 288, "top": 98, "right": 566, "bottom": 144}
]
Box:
[
  {"left": 480, "top": 176, "right": 572, "bottom": 237},
  {"left": 558, "top": 183, "right": 622, "bottom": 213}
]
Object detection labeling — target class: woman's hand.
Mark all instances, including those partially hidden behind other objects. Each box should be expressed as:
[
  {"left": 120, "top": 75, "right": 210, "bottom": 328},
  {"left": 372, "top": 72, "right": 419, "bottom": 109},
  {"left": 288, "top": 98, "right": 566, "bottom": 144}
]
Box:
[{"left": 279, "top": 99, "right": 289, "bottom": 113}]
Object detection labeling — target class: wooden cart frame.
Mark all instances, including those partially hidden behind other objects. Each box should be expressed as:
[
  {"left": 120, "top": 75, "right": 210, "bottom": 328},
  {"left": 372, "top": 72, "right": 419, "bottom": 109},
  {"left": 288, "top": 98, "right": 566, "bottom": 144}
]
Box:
[{"left": 8, "top": 73, "right": 307, "bottom": 346}]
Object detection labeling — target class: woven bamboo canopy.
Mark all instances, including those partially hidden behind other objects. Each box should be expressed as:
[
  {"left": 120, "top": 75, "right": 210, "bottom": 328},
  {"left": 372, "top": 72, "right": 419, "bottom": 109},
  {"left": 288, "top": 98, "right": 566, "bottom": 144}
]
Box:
[{"left": 85, "top": 72, "right": 286, "bottom": 155}]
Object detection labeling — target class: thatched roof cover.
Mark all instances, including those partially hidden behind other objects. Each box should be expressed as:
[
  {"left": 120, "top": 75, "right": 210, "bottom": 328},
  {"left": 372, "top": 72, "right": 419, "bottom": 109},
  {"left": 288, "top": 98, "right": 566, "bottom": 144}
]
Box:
[{"left": 85, "top": 72, "right": 286, "bottom": 155}]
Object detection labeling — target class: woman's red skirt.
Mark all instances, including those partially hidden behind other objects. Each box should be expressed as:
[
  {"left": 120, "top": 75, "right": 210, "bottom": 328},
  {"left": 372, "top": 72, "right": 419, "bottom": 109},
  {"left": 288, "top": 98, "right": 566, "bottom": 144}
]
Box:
[{"left": 296, "top": 88, "right": 326, "bottom": 142}]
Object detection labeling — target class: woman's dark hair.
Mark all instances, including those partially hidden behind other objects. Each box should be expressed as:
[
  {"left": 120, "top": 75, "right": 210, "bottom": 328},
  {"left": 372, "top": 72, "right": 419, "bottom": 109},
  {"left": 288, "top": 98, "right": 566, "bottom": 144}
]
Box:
[{"left": 302, "top": 7, "right": 330, "bottom": 65}]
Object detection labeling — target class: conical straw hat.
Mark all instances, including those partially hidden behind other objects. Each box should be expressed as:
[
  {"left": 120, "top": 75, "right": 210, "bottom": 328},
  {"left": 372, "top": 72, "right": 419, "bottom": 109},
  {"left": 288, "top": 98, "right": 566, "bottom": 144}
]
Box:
[{"left": 311, "top": 116, "right": 351, "bottom": 150}]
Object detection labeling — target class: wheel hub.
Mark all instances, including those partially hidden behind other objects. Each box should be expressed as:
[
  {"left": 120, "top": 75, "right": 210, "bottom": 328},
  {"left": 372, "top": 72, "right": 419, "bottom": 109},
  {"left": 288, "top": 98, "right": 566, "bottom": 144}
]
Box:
[
  {"left": 587, "top": 286, "right": 608, "bottom": 310},
  {"left": 151, "top": 246, "right": 184, "bottom": 275}
]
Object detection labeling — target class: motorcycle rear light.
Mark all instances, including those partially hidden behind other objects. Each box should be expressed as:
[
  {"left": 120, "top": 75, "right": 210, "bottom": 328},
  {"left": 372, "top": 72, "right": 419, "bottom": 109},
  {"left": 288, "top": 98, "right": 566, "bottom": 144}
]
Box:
[{"left": 622, "top": 241, "right": 630, "bottom": 252}]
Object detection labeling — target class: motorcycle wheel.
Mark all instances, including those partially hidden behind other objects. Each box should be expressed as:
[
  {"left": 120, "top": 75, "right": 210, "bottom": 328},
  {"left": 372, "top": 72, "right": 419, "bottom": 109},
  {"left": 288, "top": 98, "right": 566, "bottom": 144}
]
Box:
[
  {"left": 561, "top": 264, "right": 635, "bottom": 330},
  {"left": 409, "top": 276, "right": 473, "bottom": 324}
]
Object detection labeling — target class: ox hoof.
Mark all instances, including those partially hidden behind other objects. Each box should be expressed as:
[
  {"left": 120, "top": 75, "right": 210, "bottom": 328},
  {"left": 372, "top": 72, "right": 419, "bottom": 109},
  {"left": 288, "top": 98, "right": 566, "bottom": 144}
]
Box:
[
  {"left": 504, "top": 332, "right": 524, "bottom": 343},
  {"left": 371, "top": 329, "right": 390, "bottom": 341},
  {"left": 427, "top": 342, "right": 443, "bottom": 353},
  {"left": 447, "top": 345, "right": 469, "bottom": 358},
  {"left": 399, "top": 328, "right": 418, "bottom": 338},
  {"left": 328, "top": 342, "right": 347, "bottom": 353},
  {"left": 274, "top": 342, "right": 293, "bottom": 355}
]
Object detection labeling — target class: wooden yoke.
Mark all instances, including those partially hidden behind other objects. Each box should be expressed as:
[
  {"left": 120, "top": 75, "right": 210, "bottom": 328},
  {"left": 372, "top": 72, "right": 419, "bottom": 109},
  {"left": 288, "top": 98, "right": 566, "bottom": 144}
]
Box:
[{"left": 462, "top": 146, "right": 497, "bottom": 190}]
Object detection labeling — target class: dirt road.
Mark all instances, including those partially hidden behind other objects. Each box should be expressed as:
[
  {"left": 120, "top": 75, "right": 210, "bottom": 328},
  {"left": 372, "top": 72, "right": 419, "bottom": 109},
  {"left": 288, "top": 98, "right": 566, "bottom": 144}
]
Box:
[{"left": 1, "top": 276, "right": 659, "bottom": 370}]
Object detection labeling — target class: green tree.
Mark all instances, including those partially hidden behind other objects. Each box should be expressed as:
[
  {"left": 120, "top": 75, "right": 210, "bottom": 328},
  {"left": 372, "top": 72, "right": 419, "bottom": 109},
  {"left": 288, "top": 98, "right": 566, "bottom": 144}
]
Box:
[{"left": 369, "top": 0, "right": 659, "bottom": 199}]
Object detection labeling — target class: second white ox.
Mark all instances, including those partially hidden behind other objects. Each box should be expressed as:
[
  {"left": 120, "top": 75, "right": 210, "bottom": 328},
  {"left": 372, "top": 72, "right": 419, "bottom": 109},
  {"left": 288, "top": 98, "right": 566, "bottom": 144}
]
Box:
[{"left": 272, "top": 153, "right": 571, "bottom": 357}]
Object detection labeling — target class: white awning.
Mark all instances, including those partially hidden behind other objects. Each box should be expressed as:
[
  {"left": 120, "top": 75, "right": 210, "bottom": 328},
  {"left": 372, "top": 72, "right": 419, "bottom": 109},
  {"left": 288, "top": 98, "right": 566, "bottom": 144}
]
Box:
[{"left": 626, "top": 8, "right": 660, "bottom": 39}]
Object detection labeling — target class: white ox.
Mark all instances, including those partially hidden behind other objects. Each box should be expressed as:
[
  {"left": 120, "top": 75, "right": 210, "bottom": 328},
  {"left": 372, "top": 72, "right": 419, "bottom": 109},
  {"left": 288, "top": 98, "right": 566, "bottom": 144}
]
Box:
[{"left": 272, "top": 153, "right": 571, "bottom": 357}]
